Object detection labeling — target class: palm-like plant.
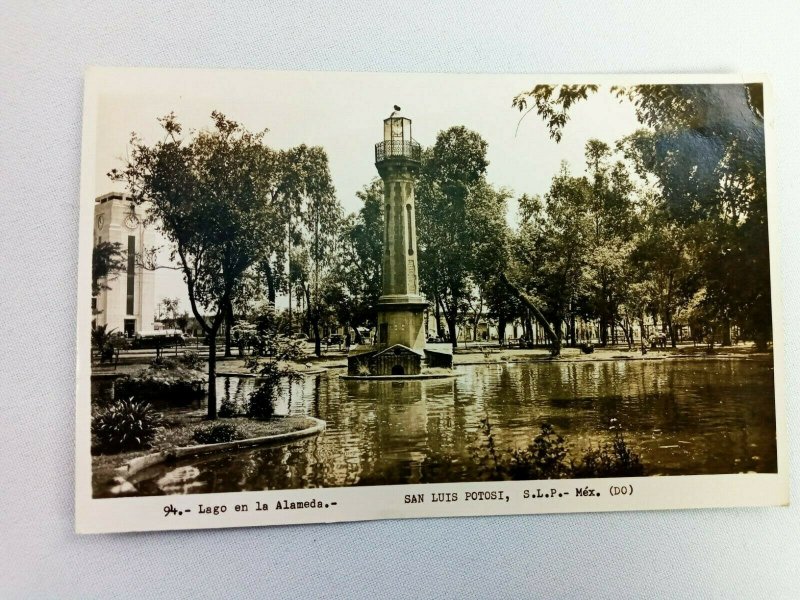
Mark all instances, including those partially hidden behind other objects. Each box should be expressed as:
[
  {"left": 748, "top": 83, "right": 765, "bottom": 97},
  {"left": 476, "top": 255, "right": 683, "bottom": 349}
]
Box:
[{"left": 91, "top": 324, "right": 116, "bottom": 363}]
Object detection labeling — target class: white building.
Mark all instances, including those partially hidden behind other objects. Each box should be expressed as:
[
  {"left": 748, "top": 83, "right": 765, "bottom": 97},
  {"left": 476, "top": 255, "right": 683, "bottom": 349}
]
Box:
[{"left": 92, "top": 192, "right": 156, "bottom": 336}]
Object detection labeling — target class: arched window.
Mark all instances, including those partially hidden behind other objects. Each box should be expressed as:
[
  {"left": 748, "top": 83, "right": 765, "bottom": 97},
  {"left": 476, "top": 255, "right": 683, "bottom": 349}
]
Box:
[{"left": 406, "top": 204, "right": 413, "bottom": 255}]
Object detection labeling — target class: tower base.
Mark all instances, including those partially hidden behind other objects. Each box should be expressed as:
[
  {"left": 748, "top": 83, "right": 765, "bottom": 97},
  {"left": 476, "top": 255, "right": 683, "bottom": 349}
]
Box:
[{"left": 346, "top": 344, "right": 453, "bottom": 376}]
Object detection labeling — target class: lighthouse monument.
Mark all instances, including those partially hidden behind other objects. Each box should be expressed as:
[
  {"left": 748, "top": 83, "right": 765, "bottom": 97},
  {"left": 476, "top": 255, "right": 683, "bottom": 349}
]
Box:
[{"left": 347, "top": 109, "right": 452, "bottom": 376}]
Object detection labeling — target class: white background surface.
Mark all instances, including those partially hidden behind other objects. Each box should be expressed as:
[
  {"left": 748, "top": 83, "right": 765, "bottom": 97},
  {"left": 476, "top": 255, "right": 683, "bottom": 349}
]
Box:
[{"left": 2, "top": 1, "right": 799, "bottom": 597}]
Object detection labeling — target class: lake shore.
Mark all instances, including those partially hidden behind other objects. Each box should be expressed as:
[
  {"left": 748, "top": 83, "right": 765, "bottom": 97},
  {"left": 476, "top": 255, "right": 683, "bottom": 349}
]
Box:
[
  {"left": 91, "top": 342, "right": 771, "bottom": 378},
  {"left": 91, "top": 414, "right": 318, "bottom": 487}
]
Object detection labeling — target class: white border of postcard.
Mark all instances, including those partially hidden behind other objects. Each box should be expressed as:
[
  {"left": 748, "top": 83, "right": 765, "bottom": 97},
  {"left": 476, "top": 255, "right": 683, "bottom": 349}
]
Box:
[{"left": 75, "top": 69, "right": 789, "bottom": 534}]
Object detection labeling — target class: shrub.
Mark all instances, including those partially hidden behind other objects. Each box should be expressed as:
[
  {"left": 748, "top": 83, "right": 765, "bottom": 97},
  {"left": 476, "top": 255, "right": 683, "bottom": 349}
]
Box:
[
  {"left": 419, "top": 420, "right": 645, "bottom": 483},
  {"left": 149, "top": 353, "right": 203, "bottom": 370},
  {"left": 247, "top": 382, "right": 277, "bottom": 420},
  {"left": 246, "top": 360, "right": 299, "bottom": 420},
  {"left": 218, "top": 397, "right": 243, "bottom": 418},
  {"left": 92, "top": 398, "right": 162, "bottom": 454},
  {"left": 115, "top": 364, "right": 206, "bottom": 404},
  {"left": 507, "top": 423, "right": 572, "bottom": 480},
  {"left": 150, "top": 356, "right": 178, "bottom": 369},
  {"left": 420, "top": 450, "right": 480, "bottom": 483},
  {"left": 572, "top": 430, "right": 644, "bottom": 478},
  {"left": 91, "top": 325, "right": 129, "bottom": 365},
  {"left": 470, "top": 417, "right": 504, "bottom": 479},
  {"left": 192, "top": 422, "right": 243, "bottom": 444},
  {"left": 179, "top": 351, "right": 203, "bottom": 370}
]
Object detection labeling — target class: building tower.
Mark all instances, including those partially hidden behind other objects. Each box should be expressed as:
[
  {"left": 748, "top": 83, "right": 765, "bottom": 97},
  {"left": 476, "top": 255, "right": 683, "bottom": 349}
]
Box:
[
  {"left": 348, "top": 110, "right": 452, "bottom": 376},
  {"left": 348, "top": 106, "right": 453, "bottom": 377},
  {"left": 374, "top": 111, "right": 427, "bottom": 355},
  {"left": 92, "top": 193, "right": 156, "bottom": 336}
]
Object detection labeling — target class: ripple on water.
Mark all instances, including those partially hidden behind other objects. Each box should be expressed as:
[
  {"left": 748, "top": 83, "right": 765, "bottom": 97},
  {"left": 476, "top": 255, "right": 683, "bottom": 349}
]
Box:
[{"left": 99, "top": 358, "right": 777, "bottom": 497}]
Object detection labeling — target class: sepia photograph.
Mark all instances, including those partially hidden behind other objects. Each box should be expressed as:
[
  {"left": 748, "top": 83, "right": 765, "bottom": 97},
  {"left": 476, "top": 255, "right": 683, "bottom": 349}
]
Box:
[{"left": 75, "top": 69, "right": 786, "bottom": 531}]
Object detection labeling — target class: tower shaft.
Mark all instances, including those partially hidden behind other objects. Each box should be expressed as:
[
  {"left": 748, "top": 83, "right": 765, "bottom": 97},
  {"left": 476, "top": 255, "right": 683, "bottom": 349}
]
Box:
[{"left": 375, "top": 159, "right": 427, "bottom": 351}]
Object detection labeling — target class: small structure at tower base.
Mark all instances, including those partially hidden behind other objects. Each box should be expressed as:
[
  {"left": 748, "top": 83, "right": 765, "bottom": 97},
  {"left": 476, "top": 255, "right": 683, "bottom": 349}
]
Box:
[{"left": 347, "top": 342, "right": 453, "bottom": 377}]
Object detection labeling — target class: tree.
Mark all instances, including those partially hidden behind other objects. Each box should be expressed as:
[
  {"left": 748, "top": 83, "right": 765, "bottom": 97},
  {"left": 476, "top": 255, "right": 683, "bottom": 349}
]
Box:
[
  {"left": 287, "top": 146, "right": 340, "bottom": 356},
  {"left": 514, "top": 83, "right": 771, "bottom": 349},
  {"left": 223, "top": 271, "right": 265, "bottom": 357},
  {"left": 112, "top": 111, "right": 278, "bottom": 419},
  {"left": 256, "top": 144, "right": 332, "bottom": 308},
  {"left": 159, "top": 297, "right": 180, "bottom": 329},
  {"left": 175, "top": 311, "right": 189, "bottom": 332},
  {"left": 329, "top": 180, "right": 385, "bottom": 343},
  {"left": 511, "top": 166, "right": 594, "bottom": 356},
  {"left": 92, "top": 241, "right": 126, "bottom": 299},
  {"left": 581, "top": 140, "right": 639, "bottom": 346},
  {"left": 463, "top": 181, "right": 513, "bottom": 342},
  {"left": 627, "top": 192, "right": 698, "bottom": 347},
  {"left": 417, "top": 126, "right": 508, "bottom": 348}
]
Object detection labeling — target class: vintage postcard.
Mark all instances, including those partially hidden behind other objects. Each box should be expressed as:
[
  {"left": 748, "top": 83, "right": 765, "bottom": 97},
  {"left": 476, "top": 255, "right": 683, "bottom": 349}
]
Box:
[{"left": 75, "top": 68, "right": 788, "bottom": 533}]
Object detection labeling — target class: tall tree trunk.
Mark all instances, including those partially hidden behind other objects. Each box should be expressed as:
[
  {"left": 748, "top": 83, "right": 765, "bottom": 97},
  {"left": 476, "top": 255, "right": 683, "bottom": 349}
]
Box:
[
  {"left": 721, "top": 316, "right": 731, "bottom": 346},
  {"left": 611, "top": 313, "right": 617, "bottom": 345},
  {"left": 264, "top": 262, "right": 276, "bottom": 305},
  {"left": 435, "top": 296, "right": 443, "bottom": 337},
  {"left": 599, "top": 315, "right": 608, "bottom": 347},
  {"left": 224, "top": 300, "right": 234, "bottom": 358},
  {"left": 207, "top": 335, "right": 218, "bottom": 420},
  {"left": 447, "top": 318, "right": 458, "bottom": 349},
  {"left": 304, "top": 285, "right": 321, "bottom": 356},
  {"left": 313, "top": 318, "right": 321, "bottom": 356},
  {"left": 569, "top": 312, "right": 576, "bottom": 347},
  {"left": 472, "top": 293, "right": 483, "bottom": 342},
  {"left": 499, "top": 273, "right": 558, "bottom": 346},
  {"left": 639, "top": 314, "right": 647, "bottom": 351},
  {"left": 551, "top": 316, "right": 563, "bottom": 357},
  {"left": 444, "top": 300, "right": 459, "bottom": 349},
  {"left": 303, "top": 284, "right": 311, "bottom": 338},
  {"left": 666, "top": 310, "right": 676, "bottom": 348},
  {"left": 498, "top": 313, "right": 506, "bottom": 345},
  {"left": 287, "top": 284, "right": 292, "bottom": 331}
]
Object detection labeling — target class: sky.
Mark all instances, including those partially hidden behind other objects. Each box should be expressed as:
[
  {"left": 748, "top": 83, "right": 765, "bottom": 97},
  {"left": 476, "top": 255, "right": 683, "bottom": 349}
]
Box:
[{"left": 92, "top": 70, "right": 642, "bottom": 310}]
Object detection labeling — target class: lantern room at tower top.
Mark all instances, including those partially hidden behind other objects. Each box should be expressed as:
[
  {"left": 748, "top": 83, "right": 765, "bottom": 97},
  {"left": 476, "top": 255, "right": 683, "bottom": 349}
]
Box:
[{"left": 375, "top": 114, "right": 422, "bottom": 164}]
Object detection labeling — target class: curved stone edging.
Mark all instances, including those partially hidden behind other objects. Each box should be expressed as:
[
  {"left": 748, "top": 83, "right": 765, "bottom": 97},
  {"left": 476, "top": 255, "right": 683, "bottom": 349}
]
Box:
[
  {"left": 216, "top": 369, "right": 327, "bottom": 377},
  {"left": 114, "top": 417, "right": 326, "bottom": 478}
]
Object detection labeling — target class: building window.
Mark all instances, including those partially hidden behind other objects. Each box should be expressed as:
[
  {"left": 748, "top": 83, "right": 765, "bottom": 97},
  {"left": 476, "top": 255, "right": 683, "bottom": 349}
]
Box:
[
  {"left": 385, "top": 204, "right": 390, "bottom": 253},
  {"left": 406, "top": 204, "right": 413, "bottom": 255},
  {"left": 380, "top": 323, "right": 388, "bottom": 343},
  {"left": 126, "top": 235, "right": 135, "bottom": 315}
]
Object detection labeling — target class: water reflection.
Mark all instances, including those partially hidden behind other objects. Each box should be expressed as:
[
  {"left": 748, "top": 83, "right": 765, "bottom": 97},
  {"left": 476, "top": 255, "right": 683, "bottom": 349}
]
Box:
[{"left": 100, "top": 358, "right": 777, "bottom": 497}]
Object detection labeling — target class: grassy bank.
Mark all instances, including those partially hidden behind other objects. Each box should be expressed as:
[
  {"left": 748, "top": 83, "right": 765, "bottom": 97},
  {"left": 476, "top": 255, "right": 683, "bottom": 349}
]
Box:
[{"left": 92, "top": 413, "right": 318, "bottom": 474}]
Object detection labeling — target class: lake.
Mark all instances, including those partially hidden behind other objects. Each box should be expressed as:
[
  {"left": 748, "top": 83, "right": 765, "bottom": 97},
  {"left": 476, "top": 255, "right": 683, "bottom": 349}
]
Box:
[{"left": 100, "top": 357, "right": 777, "bottom": 496}]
